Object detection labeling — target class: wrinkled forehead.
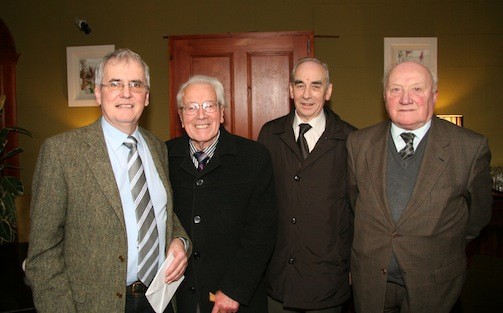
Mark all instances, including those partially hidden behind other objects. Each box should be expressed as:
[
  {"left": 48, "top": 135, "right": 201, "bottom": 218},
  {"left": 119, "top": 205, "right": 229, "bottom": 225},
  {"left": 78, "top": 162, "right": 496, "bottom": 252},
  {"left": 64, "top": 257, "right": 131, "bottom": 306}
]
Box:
[
  {"left": 388, "top": 62, "right": 433, "bottom": 86},
  {"left": 293, "top": 61, "right": 328, "bottom": 83}
]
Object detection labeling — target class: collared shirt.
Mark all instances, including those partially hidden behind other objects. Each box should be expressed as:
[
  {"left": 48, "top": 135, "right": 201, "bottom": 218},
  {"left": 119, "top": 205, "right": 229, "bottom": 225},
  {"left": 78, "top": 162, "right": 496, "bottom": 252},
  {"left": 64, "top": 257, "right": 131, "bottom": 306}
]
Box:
[
  {"left": 293, "top": 110, "right": 326, "bottom": 153},
  {"left": 189, "top": 131, "right": 220, "bottom": 169},
  {"left": 101, "top": 117, "right": 167, "bottom": 285},
  {"left": 390, "top": 120, "right": 431, "bottom": 152}
]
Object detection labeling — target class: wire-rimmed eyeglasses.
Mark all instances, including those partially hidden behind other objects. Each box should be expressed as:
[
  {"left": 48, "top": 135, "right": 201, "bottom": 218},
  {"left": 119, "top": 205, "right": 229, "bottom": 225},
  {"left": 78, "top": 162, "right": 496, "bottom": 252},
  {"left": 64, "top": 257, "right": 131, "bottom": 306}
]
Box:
[
  {"left": 181, "top": 101, "right": 219, "bottom": 115},
  {"left": 100, "top": 81, "right": 149, "bottom": 93}
]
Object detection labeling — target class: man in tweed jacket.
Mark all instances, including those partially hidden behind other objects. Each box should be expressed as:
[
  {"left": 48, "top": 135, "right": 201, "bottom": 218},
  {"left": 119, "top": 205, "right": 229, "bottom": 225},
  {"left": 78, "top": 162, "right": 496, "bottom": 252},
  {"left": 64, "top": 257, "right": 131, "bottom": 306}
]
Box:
[{"left": 26, "top": 49, "right": 190, "bottom": 312}]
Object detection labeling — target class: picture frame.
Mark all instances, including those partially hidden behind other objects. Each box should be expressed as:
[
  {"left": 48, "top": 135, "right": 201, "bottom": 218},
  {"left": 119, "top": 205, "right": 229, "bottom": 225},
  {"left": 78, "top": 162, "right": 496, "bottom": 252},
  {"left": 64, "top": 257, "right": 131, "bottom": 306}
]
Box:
[
  {"left": 66, "top": 45, "right": 115, "bottom": 107},
  {"left": 384, "top": 37, "right": 437, "bottom": 74}
]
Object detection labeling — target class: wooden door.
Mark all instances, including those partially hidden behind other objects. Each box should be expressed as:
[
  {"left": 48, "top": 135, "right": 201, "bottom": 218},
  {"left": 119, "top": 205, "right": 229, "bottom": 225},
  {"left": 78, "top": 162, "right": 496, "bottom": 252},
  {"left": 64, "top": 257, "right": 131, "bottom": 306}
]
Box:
[
  {"left": 0, "top": 19, "right": 21, "bottom": 176},
  {"left": 169, "top": 31, "right": 314, "bottom": 140}
]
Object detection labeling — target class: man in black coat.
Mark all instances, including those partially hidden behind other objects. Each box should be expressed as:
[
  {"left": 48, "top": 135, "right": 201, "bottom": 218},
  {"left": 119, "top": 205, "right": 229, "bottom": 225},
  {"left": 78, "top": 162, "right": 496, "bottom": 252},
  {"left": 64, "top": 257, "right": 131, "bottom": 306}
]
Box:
[
  {"left": 166, "top": 75, "right": 277, "bottom": 313},
  {"left": 258, "top": 58, "right": 356, "bottom": 312}
]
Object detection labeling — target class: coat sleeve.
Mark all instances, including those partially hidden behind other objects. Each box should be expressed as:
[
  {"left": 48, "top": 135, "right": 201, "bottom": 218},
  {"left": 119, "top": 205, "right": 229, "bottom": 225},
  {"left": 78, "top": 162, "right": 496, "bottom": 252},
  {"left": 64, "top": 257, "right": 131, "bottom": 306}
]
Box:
[
  {"left": 465, "top": 135, "right": 493, "bottom": 240},
  {"left": 218, "top": 145, "right": 278, "bottom": 306},
  {"left": 25, "top": 138, "right": 77, "bottom": 313}
]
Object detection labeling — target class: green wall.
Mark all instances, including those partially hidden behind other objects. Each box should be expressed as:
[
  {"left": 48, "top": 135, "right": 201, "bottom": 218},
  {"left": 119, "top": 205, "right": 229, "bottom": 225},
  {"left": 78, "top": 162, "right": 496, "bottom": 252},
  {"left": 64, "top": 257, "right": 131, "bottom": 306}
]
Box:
[{"left": 1, "top": 0, "right": 502, "bottom": 241}]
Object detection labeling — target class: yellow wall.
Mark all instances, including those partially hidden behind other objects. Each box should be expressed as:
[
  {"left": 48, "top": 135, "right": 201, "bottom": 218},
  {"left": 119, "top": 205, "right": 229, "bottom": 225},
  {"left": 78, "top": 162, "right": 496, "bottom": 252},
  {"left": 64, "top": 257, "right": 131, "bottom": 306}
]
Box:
[{"left": 1, "top": 0, "right": 502, "bottom": 241}]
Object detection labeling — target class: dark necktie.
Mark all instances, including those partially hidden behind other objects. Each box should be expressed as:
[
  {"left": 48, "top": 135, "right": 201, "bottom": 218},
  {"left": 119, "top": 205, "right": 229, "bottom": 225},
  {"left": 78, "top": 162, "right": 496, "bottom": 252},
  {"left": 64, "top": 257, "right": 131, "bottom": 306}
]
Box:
[
  {"left": 194, "top": 151, "right": 210, "bottom": 171},
  {"left": 297, "top": 123, "right": 312, "bottom": 160},
  {"left": 123, "top": 136, "right": 159, "bottom": 286},
  {"left": 399, "top": 132, "right": 415, "bottom": 159}
]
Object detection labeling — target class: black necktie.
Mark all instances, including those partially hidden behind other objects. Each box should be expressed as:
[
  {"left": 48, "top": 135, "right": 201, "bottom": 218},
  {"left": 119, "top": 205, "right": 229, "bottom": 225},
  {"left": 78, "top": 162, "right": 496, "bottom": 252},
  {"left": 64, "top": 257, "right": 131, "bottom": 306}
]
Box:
[
  {"left": 399, "top": 132, "right": 415, "bottom": 159},
  {"left": 297, "top": 123, "right": 312, "bottom": 160},
  {"left": 194, "top": 151, "right": 210, "bottom": 171}
]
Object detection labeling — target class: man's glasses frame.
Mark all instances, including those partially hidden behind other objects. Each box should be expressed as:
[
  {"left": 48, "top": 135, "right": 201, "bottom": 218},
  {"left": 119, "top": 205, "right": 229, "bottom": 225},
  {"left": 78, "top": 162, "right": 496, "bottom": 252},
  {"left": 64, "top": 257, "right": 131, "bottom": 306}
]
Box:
[
  {"left": 181, "top": 101, "right": 219, "bottom": 115},
  {"left": 100, "top": 81, "right": 149, "bottom": 93}
]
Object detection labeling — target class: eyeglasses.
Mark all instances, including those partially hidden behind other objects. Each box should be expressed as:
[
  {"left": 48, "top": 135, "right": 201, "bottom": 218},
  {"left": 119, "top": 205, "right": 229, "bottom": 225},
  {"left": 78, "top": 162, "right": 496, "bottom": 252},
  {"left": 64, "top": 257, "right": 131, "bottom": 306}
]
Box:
[
  {"left": 181, "top": 101, "right": 219, "bottom": 115},
  {"left": 100, "top": 81, "right": 149, "bottom": 93}
]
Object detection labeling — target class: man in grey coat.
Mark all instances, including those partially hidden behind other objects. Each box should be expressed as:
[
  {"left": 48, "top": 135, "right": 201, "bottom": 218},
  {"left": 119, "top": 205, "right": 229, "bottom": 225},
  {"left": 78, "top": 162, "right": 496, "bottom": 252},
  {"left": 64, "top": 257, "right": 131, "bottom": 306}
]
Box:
[
  {"left": 258, "top": 58, "right": 356, "bottom": 312},
  {"left": 26, "top": 49, "right": 190, "bottom": 312}
]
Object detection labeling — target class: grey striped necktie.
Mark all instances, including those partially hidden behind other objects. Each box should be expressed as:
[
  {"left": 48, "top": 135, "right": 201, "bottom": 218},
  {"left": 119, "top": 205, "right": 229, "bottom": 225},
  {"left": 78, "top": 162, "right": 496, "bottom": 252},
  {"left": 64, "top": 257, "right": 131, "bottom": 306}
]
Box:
[
  {"left": 194, "top": 151, "right": 209, "bottom": 171},
  {"left": 399, "top": 132, "right": 415, "bottom": 159},
  {"left": 123, "top": 136, "right": 159, "bottom": 286}
]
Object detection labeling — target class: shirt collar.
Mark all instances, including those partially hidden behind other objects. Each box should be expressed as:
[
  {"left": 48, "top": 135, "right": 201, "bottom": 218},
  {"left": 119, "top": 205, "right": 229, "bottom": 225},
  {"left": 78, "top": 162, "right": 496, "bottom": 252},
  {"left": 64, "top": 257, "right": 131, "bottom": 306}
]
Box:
[
  {"left": 390, "top": 119, "right": 431, "bottom": 142},
  {"left": 293, "top": 109, "right": 326, "bottom": 137},
  {"left": 189, "top": 131, "right": 220, "bottom": 159},
  {"left": 101, "top": 116, "right": 141, "bottom": 151}
]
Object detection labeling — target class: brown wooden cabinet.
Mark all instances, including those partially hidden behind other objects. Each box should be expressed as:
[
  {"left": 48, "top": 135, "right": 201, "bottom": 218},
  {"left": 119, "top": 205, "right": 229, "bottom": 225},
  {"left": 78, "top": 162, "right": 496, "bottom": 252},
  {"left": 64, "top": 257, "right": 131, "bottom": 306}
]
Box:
[
  {"left": 0, "top": 18, "right": 20, "bottom": 176},
  {"left": 168, "top": 31, "right": 314, "bottom": 140}
]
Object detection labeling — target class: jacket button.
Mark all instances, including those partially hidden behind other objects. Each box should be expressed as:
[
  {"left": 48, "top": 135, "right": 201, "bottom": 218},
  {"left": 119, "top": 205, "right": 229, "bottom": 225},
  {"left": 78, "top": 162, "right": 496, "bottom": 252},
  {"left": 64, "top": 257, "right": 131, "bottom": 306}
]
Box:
[
  {"left": 116, "top": 292, "right": 123, "bottom": 298},
  {"left": 193, "top": 215, "right": 201, "bottom": 224},
  {"left": 381, "top": 268, "right": 387, "bottom": 275},
  {"left": 118, "top": 255, "right": 125, "bottom": 262},
  {"left": 294, "top": 175, "right": 300, "bottom": 182},
  {"left": 188, "top": 286, "right": 196, "bottom": 294},
  {"left": 196, "top": 179, "right": 204, "bottom": 186},
  {"left": 291, "top": 217, "right": 297, "bottom": 224},
  {"left": 193, "top": 251, "right": 201, "bottom": 260},
  {"left": 288, "top": 257, "right": 295, "bottom": 264}
]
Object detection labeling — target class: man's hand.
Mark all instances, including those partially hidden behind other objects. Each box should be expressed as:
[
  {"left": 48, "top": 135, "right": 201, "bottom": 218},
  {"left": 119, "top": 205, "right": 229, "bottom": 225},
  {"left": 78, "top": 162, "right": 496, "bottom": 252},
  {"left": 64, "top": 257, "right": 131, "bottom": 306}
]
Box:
[
  {"left": 211, "top": 290, "right": 239, "bottom": 313},
  {"left": 164, "top": 238, "right": 188, "bottom": 283}
]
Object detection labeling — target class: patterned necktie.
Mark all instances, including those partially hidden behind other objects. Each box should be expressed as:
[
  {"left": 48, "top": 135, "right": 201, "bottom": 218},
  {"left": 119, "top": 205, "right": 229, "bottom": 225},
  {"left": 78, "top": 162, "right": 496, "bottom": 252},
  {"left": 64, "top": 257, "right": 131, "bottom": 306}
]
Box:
[
  {"left": 297, "top": 123, "right": 312, "bottom": 160},
  {"left": 123, "top": 136, "right": 159, "bottom": 286},
  {"left": 399, "top": 132, "right": 415, "bottom": 159},
  {"left": 194, "top": 151, "right": 210, "bottom": 171}
]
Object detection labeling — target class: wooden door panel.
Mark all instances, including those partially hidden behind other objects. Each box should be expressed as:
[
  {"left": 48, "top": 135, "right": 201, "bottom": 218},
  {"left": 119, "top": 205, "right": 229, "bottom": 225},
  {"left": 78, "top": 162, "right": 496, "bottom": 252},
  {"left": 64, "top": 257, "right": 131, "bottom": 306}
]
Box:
[
  {"left": 191, "top": 55, "right": 234, "bottom": 132},
  {"left": 249, "top": 53, "right": 292, "bottom": 140},
  {"left": 169, "top": 31, "right": 314, "bottom": 140}
]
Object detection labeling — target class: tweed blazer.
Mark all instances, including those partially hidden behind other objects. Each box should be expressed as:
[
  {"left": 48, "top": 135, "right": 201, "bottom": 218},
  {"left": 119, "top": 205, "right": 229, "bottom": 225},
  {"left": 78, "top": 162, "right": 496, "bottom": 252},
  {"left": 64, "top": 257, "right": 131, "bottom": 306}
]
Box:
[
  {"left": 347, "top": 117, "right": 493, "bottom": 313},
  {"left": 26, "top": 119, "right": 188, "bottom": 313}
]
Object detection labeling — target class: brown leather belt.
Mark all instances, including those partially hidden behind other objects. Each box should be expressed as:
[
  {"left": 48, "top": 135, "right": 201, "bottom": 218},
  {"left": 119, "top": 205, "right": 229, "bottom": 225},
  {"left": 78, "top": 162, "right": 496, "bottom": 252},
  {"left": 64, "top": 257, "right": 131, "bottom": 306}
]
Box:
[{"left": 126, "top": 281, "right": 147, "bottom": 296}]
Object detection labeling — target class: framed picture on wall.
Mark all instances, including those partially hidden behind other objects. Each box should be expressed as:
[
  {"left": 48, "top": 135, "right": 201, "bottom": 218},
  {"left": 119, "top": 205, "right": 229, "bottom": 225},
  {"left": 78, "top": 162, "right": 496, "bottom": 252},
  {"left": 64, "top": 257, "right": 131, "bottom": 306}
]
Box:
[
  {"left": 66, "top": 45, "right": 115, "bottom": 107},
  {"left": 384, "top": 37, "right": 437, "bottom": 74}
]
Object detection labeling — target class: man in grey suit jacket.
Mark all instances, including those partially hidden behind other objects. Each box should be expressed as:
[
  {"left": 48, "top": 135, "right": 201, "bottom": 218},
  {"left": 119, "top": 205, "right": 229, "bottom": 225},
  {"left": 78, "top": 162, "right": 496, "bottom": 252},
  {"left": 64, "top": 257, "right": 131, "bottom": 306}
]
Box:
[
  {"left": 26, "top": 49, "right": 190, "bottom": 312},
  {"left": 347, "top": 61, "right": 493, "bottom": 313}
]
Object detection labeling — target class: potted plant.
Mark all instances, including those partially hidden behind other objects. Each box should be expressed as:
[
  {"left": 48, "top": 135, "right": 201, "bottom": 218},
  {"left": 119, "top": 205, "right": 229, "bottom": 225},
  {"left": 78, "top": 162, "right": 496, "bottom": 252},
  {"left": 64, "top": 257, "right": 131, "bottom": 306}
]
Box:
[{"left": 0, "top": 94, "right": 31, "bottom": 244}]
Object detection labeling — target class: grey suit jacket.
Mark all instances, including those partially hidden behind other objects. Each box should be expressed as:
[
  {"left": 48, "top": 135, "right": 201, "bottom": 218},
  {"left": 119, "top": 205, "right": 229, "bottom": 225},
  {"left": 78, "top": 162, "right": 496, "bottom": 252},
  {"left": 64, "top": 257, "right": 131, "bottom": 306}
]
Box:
[
  {"left": 26, "top": 119, "right": 189, "bottom": 313},
  {"left": 347, "top": 117, "right": 493, "bottom": 313}
]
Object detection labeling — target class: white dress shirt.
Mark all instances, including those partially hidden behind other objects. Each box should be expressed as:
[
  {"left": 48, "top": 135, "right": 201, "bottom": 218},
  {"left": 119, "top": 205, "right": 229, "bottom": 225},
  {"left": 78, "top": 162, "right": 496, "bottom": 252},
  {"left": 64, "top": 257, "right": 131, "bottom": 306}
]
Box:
[
  {"left": 293, "top": 110, "right": 326, "bottom": 152},
  {"left": 390, "top": 120, "right": 431, "bottom": 152}
]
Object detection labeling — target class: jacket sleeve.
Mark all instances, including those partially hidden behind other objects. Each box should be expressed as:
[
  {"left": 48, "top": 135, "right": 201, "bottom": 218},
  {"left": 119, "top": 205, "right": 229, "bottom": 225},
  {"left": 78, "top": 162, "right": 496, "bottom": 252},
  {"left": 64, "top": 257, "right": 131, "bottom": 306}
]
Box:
[
  {"left": 25, "top": 139, "right": 77, "bottom": 313},
  {"left": 465, "top": 135, "right": 493, "bottom": 240}
]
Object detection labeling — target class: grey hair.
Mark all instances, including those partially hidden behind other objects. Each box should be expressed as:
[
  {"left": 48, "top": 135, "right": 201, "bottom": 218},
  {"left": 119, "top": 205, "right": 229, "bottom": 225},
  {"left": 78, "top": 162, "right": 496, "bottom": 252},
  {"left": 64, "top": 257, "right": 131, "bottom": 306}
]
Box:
[
  {"left": 382, "top": 61, "right": 438, "bottom": 92},
  {"left": 291, "top": 57, "right": 330, "bottom": 84},
  {"left": 94, "top": 48, "right": 150, "bottom": 87},
  {"left": 176, "top": 75, "right": 226, "bottom": 108}
]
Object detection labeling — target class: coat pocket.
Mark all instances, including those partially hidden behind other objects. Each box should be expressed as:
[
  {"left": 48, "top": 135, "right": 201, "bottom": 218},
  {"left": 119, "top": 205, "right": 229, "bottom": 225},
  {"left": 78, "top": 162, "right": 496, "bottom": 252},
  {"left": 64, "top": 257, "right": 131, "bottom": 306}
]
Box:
[{"left": 435, "top": 257, "right": 466, "bottom": 283}]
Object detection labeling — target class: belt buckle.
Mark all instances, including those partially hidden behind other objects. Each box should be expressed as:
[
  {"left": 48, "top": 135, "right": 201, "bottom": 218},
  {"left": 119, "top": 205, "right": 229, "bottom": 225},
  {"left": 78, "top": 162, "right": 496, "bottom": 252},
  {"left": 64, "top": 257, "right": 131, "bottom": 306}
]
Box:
[{"left": 131, "top": 281, "right": 145, "bottom": 296}]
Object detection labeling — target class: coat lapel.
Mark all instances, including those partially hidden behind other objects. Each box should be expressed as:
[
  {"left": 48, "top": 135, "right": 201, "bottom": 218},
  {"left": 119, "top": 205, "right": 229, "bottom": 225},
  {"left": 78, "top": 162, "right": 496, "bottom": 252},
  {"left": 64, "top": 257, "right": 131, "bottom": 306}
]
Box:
[
  {"left": 397, "top": 118, "right": 450, "bottom": 225},
  {"left": 83, "top": 120, "right": 126, "bottom": 229},
  {"left": 366, "top": 121, "right": 395, "bottom": 226}
]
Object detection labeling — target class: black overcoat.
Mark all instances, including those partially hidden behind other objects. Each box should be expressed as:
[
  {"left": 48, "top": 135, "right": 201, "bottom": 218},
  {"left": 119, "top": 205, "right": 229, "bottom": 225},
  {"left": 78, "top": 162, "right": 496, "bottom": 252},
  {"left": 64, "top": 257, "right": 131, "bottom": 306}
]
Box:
[
  {"left": 257, "top": 107, "right": 356, "bottom": 309},
  {"left": 166, "top": 127, "right": 277, "bottom": 313}
]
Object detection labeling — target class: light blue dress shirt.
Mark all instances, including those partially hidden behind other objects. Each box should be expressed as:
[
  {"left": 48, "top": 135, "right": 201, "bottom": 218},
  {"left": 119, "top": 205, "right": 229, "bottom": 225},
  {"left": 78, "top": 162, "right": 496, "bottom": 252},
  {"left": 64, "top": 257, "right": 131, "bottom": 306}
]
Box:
[{"left": 101, "top": 117, "right": 167, "bottom": 285}]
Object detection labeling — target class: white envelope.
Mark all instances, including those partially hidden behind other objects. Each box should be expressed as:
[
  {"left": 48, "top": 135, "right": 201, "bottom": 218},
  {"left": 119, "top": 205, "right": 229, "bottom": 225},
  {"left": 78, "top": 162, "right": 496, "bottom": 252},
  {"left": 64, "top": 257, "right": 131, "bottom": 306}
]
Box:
[{"left": 146, "top": 253, "right": 184, "bottom": 313}]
